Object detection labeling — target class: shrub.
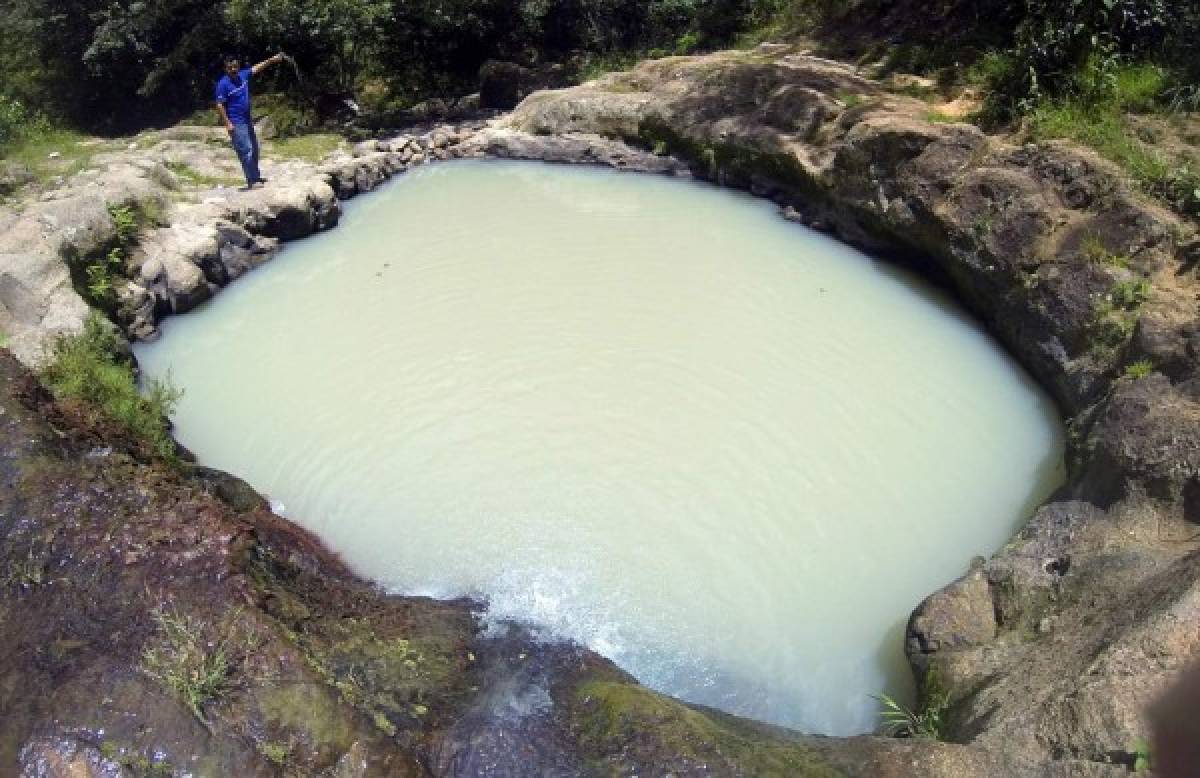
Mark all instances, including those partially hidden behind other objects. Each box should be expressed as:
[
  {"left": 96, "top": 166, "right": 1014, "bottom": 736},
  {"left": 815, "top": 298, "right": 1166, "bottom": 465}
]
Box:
[
  {"left": 40, "top": 313, "right": 182, "bottom": 461},
  {"left": 0, "top": 94, "right": 48, "bottom": 150},
  {"left": 874, "top": 691, "right": 946, "bottom": 739}
]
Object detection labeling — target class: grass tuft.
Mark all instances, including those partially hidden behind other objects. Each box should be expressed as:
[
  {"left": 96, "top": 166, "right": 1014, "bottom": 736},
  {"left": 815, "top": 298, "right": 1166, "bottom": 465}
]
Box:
[
  {"left": 141, "top": 608, "right": 236, "bottom": 728},
  {"left": 1081, "top": 235, "right": 1130, "bottom": 268},
  {"left": 266, "top": 132, "right": 346, "bottom": 163},
  {"left": 1022, "top": 63, "right": 1200, "bottom": 217},
  {"left": 1124, "top": 359, "right": 1155, "bottom": 379},
  {"left": 40, "top": 313, "right": 182, "bottom": 461}
]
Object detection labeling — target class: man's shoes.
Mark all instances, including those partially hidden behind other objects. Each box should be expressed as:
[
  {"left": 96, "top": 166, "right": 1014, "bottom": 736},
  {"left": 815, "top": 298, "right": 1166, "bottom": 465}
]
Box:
[{"left": 256, "top": 177, "right": 268, "bottom": 184}]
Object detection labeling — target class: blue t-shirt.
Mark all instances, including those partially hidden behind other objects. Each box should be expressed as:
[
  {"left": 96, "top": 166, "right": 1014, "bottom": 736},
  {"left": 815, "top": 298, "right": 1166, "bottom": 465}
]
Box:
[{"left": 215, "top": 68, "right": 253, "bottom": 125}]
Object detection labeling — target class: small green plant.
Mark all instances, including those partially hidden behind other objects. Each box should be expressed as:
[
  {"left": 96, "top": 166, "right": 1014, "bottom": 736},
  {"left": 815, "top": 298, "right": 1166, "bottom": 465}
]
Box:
[
  {"left": 98, "top": 742, "right": 173, "bottom": 776},
  {"left": 4, "top": 549, "right": 47, "bottom": 589},
  {"left": 141, "top": 608, "right": 236, "bottom": 728},
  {"left": 924, "top": 110, "right": 959, "bottom": 124},
  {"left": 109, "top": 203, "right": 138, "bottom": 245},
  {"left": 0, "top": 94, "right": 50, "bottom": 151},
  {"left": 1112, "top": 278, "right": 1151, "bottom": 309},
  {"left": 71, "top": 201, "right": 160, "bottom": 309},
  {"left": 835, "top": 90, "right": 864, "bottom": 108},
  {"left": 874, "top": 693, "right": 943, "bottom": 739},
  {"left": 1125, "top": 359, "right": 1154, "bottom": 379},
  {"left": 258, "top": 741, "right": 291, "bottom": 765},
  {"left": 164, "top": 160, "right": 240, "bottom": 188},
  {"left": 653, "top": 139, "right": 669, "bottom": 156},
  {"left": 1132, "top": 737, "right": 1152, "bottom": 772},
  {"left": 1091, "top": 313, "right": 1138, "bottom": 355},
  {"left": 674, "top": 31, "right": 700, "bottom": 55},
  {"left": 372, "top": 710, "right": 397, "bottom": 736},
  {"left": 874, "top": 671, "right": 949, "bottom": 740},
  {"left": 40, "top": 313, "right": 182, "bottom": 461},
  {"left": 1081, "top": 235, "right": 1130, "bottom": 268},
  {"left": 83, "top": 247, "right": 124, "bottom": 305}
]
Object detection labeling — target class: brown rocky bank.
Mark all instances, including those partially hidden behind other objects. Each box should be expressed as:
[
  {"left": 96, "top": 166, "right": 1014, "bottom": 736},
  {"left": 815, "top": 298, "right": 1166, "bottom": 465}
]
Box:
[{"left": 1, "top": 43, "right": 1198, "bottom": 776}]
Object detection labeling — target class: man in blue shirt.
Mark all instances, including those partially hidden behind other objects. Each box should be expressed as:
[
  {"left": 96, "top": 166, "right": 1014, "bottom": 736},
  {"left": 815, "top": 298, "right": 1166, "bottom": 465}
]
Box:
[{"left": 215, "top": 53, "right": 286, "bottom": 189}]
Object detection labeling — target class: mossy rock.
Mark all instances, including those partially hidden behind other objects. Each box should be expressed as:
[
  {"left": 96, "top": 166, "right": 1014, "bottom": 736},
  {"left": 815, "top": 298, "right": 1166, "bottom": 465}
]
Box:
[{"left": 569, "top": 679, "right": 843, "bottom": 777}]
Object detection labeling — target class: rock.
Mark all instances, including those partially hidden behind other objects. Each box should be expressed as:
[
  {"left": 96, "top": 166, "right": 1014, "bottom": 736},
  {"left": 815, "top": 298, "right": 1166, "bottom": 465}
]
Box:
[
  {"left": 907, "top": 569, "right": 997, "bottom": 658},
  {"left": 1073, "top": 374, "right": 1200, "bottom": 511},
  {"left": 0, "top": 161, "right": 34, "bottom": 196},
  {"left": 462, "top": 128, "right": 689, "bottom": 175},
  {"left": 760, "top": 84, "right": 836, "bottom": 139},
  {"left": 138, "top": 257, "right": 164, "bottom": 284},
  {"left": 18, "top": 737, "right": 125, "bottom": 778},
  {"left": 254, "top": 115, "right": 277, "bottom": 140},
  {"left": 188, "top": 465, "right": 268, "bottom": 513}
]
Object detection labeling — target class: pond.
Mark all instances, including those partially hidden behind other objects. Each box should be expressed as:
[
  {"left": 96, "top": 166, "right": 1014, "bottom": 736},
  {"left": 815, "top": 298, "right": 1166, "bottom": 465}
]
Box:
[{"left": 135, "top": 159, "right": 1064, "bottom": 735}]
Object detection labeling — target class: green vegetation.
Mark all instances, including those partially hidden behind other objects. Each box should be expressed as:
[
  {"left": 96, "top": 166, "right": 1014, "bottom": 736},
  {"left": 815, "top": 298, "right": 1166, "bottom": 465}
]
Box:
[
  {"left": 4, "top": 548, "right": 47, "bottom": 590},
  {"left": 572, "top": 679, "right": 840, "bottom": 775},
  {"left": 0, "top": 0, "right": 784, "bottom": 134},
  {"left": 98, "top": 742, "right": 173, "bottom": 777},
  {"left": 164, "top": 161, "right": 242, "bottom": 189},
  {"left": 0, "top": 127, "right": 106, "bottom": 196},
  {"left": 67, "top": 202, "right": 160, "bottom": 312},
  {"left": 1110, "top": 278, "right": 1152, "bottom": 310},
  {"left": 266, "top": 133, "right": 346, "bottom": 163},
  {"left": 1081, "top": 235, "right": 1130, "bottom": 269},
  {"left": 924, "top": 110, "right": 960, "bottom": 124},
  {"left": 257, "top": 741, "right": 291, "bottom": 766},
  {"left": 1132, "top": 737, "right": 1153, "bottom": 772},
  {"left": 874, "top": 669, "right": 949, "bottom": 740},
  {"left": 0, "top": 94, "right": 49, "bottom": 150},
  {"left": 1020, "top": 61, "right": 1200, "bottom": 217},
  {"left": 40, "top": 313, "right": 182, "bottom": 461},
  {"left": 140, "top": 607, "right": 240, "bottom": 728},
  {"left": 744, "top": 1, "right": 1200, "bottom": 218},
  {"left": 836, "top": 90, "right": 865, "bottom": 109},
  {"left": 1124, "top": 359, "right": 1154, "bottom": 379},
  {"left": 1090, "top": 278, "right": 1152, "bottom": 358},
  {"left": 874, "top": 686, "right": 948, "bottom": 740}
]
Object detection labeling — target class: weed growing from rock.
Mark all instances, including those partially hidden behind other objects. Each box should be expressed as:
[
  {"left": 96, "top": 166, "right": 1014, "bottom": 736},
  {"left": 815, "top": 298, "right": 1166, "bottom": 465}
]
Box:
[
  {"left": 874, "top": 671, "right": 950, "bottom": 740},
  {"left": 1124, "top": 359, "right": 1154, "bottom": 379},
  {"left": 140, "top": 608, "right": 237, "bottom": 728}
]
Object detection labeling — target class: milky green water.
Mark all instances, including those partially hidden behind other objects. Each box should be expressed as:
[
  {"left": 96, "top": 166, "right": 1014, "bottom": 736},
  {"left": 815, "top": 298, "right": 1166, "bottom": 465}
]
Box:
[{"left": 135, "top": 159, "right": 1064, "bottom": 735}]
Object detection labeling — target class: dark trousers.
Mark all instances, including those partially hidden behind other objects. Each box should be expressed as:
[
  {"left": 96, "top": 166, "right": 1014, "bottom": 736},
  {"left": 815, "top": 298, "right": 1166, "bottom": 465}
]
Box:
[{"left": 230, "top": 122, "right": 261, "bottom": 186}]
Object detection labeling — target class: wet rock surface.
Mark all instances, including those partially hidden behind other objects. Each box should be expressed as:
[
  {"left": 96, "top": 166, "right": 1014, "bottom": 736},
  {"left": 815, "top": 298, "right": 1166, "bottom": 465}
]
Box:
[{"left": 2, "top": 43, "right": 1198, "bottom": 776}]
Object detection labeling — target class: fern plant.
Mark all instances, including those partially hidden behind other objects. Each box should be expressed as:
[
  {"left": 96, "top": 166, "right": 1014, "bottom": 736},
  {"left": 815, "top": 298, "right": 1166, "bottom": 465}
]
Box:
[{"left": 874, "top": 685, "right": 949, "bottom": 740}]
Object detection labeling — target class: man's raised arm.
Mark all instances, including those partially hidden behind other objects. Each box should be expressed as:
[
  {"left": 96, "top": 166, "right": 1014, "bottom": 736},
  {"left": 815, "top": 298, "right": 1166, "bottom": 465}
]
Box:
[{"left": 252, "top": 52, "right": 286, "bottom": 76}]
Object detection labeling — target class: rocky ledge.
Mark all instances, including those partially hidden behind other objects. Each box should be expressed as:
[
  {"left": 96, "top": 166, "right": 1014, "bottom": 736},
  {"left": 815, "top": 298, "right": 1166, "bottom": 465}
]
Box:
[{"left": 2, "top": 43, "right": 1198, "bottom": 776}]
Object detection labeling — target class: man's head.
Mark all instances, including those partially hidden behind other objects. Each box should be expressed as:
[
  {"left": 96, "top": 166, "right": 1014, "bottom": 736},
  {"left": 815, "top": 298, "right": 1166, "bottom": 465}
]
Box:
[{"left": 223, "top": 56, "right": 240, "bottom": 78}]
